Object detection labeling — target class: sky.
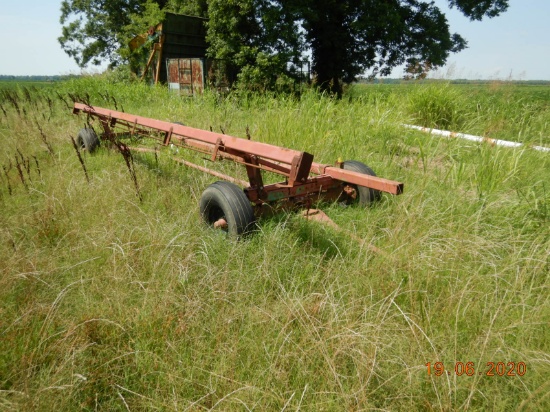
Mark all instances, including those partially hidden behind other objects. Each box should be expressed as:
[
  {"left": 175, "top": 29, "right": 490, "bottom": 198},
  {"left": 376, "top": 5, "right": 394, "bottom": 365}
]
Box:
[{"left": 0, "top": 0, "right": 548, "bottom": 80}]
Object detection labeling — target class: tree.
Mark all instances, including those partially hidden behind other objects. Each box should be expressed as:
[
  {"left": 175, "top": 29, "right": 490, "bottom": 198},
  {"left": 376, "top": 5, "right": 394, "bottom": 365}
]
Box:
[
  {"left": 281, "top": 0, "right": 509, "bottom": 96},
  {"left": 59, "top": 0, "right": 509, "bottom": 96},
  {"left": 59, "top": 0, "right": 302, "bottom": 90},
  {"left": 167, "top": 0, "right": 207, "bottom": 16},
  {"left": 58, "top": 0, "right": 204, "bottom": 68},
  {"left": 60, "top": 0, "right": 143, "bottom": 67},
  {"left": 205, "top": 0, "right": 303, "bottom": 91}
]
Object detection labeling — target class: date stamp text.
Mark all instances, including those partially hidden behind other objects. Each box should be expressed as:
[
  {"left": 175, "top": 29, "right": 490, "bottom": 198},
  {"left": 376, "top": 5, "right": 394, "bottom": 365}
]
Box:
[{"left": 425, "top": 362, "right": 526, "bottom": 377}]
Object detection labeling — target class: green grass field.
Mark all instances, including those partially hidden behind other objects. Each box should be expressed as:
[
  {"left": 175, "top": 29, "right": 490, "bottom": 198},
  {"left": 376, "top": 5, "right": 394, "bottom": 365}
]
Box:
[
  {"left": 1, "top": 77, "right": 549, "bottom": 410},
  {"left": 0, "top": 80, "right": 60, "bottom": 91}
]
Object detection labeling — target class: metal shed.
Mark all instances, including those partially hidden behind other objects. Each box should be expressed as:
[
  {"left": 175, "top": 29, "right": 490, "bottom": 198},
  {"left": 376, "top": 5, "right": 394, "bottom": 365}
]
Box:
[{"left": 129, "top": 13, "right": 208, "bottom": 86}]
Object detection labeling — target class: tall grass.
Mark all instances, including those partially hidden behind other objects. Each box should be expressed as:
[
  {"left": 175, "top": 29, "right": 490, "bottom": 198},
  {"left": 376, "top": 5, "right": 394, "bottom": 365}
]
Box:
[
  {"left": 351, "top": 81, "right": 550, "bottom": 147},
  {"left": 1, "top": 77, "right": 548, "bottom": 411}
]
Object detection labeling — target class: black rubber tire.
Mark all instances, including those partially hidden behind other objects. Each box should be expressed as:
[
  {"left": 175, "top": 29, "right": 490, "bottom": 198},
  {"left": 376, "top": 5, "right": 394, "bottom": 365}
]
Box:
[
  {"left": 199, "top": 181, "right": 255, "bottom": 237},
  {"left": 76, "top": 128, "right": 100, "bottom": 153},
  {"left": 341, "top": 160, "right": 381, "bottom": 205}
]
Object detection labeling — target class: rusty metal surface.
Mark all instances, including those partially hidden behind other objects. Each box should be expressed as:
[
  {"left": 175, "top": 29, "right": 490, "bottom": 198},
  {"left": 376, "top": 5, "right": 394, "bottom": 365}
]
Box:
[
  {"left": 73, "top": 103, "right": 309, "bottom": 170},
  {"left": 302, "top": 209, "right": 340, "bottom": 229},
  {"left": 301, "top": 209, "right": 386, "bottom": 255},
  {"left": 167, "top": 58, "right": 205, "bottom": 95},
  {"left": 127, "top": 146, "right": 249, "bottom": 187},
  {"left": 73, "top": 103, "right": 404, "bottom": 213},
  {"left": 311, "top": 161, "right": 404, "bottom": 195},
  {"left": 245, "top": 175, "right": 341, "bottom": 204},
  {"left": 322, "top": 166, "right": 404, "bottom": 195},
  {"left": 171, "top": 157, "right": 249, "bottom": 187}
]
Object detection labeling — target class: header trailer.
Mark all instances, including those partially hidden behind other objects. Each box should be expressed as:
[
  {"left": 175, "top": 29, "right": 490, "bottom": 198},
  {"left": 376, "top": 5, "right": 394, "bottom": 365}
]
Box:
[{"left": 73, "top": 103, "right": 403, "bottom": 236}]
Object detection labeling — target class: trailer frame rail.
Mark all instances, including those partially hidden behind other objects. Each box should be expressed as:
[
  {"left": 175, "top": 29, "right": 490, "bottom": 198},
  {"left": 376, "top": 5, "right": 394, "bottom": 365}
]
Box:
[{"left": 73, "top": 102, "right": 404, "bottom": 233}]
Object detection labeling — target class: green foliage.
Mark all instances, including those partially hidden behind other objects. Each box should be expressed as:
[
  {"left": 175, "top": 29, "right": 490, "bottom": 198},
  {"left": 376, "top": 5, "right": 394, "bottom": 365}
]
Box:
[
  {"left": 58, "top": 0, "right": 184, "bottom": 68},
  {"left": 407, "top": 82, "right": 470, "bottom": 130},
  {"left": 101, "top": 65, "right": 140, "bottom": 85},
  {"left": 1, "top": 79, "right": 548, "bottom": 410},
  {"left": 121, "top": 0, "right": 166, "bottom": 74},
  {"left": 448, "top": 0, "right": 509, "bottom": 20},
  {"left": 285, "top": 0, "right": 508, "bottom": 96},
  {"left": 206, "top": 0, "right": 302, "bottom": 90},
  {"left": 350, "top": 81, "right": 550, "bottom": 146},
  {"left": 58, "top": 1, "right": 510, "bottom": 96},
  {"left": 204, "top": 0, "right": 508, "bottom": 95},
  {"left": 165, "top": 0, "right": 207, "bottom": 16},
  {"left": 59, "top": 0, "right": 143, "bottom": 67}
]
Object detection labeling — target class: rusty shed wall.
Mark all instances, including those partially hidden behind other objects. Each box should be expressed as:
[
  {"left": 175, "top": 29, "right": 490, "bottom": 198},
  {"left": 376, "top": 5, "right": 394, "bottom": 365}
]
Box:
[{"left": 159, "top": 13, "right": 208, "bottom": 84}]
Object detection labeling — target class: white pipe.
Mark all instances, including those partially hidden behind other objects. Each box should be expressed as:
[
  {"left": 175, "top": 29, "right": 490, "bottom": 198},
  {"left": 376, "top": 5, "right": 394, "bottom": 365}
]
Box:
[{"left": 403, "top": 124, "right": 550, "bottom": 153}]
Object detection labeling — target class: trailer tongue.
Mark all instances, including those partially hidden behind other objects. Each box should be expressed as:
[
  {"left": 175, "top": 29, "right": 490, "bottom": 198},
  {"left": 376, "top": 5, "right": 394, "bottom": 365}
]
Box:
[{"left": 73, "top": 102, "right": 403, "bottom": 236}]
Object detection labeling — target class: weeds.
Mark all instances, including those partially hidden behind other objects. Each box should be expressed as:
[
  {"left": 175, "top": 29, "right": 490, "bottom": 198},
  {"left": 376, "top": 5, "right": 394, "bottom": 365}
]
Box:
[
  {"left": 2, "top": 163, "right": 13, "bottom": 195},
  {"left": 70, "top": 135, "right": 90, "bottom": 183},
  {"left": 112, "top": 139, "right": 142, "bottom": 202},
  {"left": 13, "top": 153, "right": 28, "bottom": 190},
  {"left": 0, "top": 78, "right": 548, "bottom": 411},
  {"left": 32, "top": 155, "right": 41, "bottom": 177},
  {"left": 55, "top": 91, "right": 71, "bottom": 110},
  {"left": 35, "top": 121, "right": 55, "bottom": 157},
  {"left": 2, "top": 89, "right": 21, "bottom": 116}
]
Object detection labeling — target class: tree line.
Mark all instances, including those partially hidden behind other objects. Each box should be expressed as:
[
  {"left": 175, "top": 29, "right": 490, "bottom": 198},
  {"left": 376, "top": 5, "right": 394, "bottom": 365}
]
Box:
[
  {"left": 0, "top": 75, "right": 77, "bottom": 82},
  {"left": 59, "top": 0, "right": 509, "bottom": 96}
]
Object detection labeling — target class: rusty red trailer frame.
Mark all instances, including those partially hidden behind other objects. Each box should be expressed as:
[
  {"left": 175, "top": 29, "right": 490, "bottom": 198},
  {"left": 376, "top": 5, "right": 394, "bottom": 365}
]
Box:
[{"left": 73, "top": 102, "right": 403, "bottom": 234}]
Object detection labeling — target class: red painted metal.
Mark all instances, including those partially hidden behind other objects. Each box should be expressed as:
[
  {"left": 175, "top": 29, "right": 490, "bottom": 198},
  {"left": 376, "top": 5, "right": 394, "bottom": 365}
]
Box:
[
  {"left": 72, "top": 103, "right": 403, "bottom": 210},
  {"left": 129, "top": 146, "right": 249, "bottom": 187},
  {"left": 73, "top": 103, "right": 307, "bottom": 167},
  {"left": 323, "top": 167, "right": 403, "bottom": 195}
]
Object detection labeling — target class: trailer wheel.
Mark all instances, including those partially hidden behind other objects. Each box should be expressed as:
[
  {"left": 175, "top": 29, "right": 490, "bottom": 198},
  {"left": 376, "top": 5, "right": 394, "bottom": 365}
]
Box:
[
  {"left": 200, "top": 181, "right": 255, "bottom": 237},
  {"left": 340, "top": 160, "right": 381, "bottom": 205},
  {"left": 76, "top": 128, "right": 100, "bottom": 153}
]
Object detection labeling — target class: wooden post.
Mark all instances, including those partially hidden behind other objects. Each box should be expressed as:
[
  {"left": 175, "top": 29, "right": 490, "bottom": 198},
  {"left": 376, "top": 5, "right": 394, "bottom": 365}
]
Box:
[{"left": 154, "top": 35, "right": 165, "bottom": 84}]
